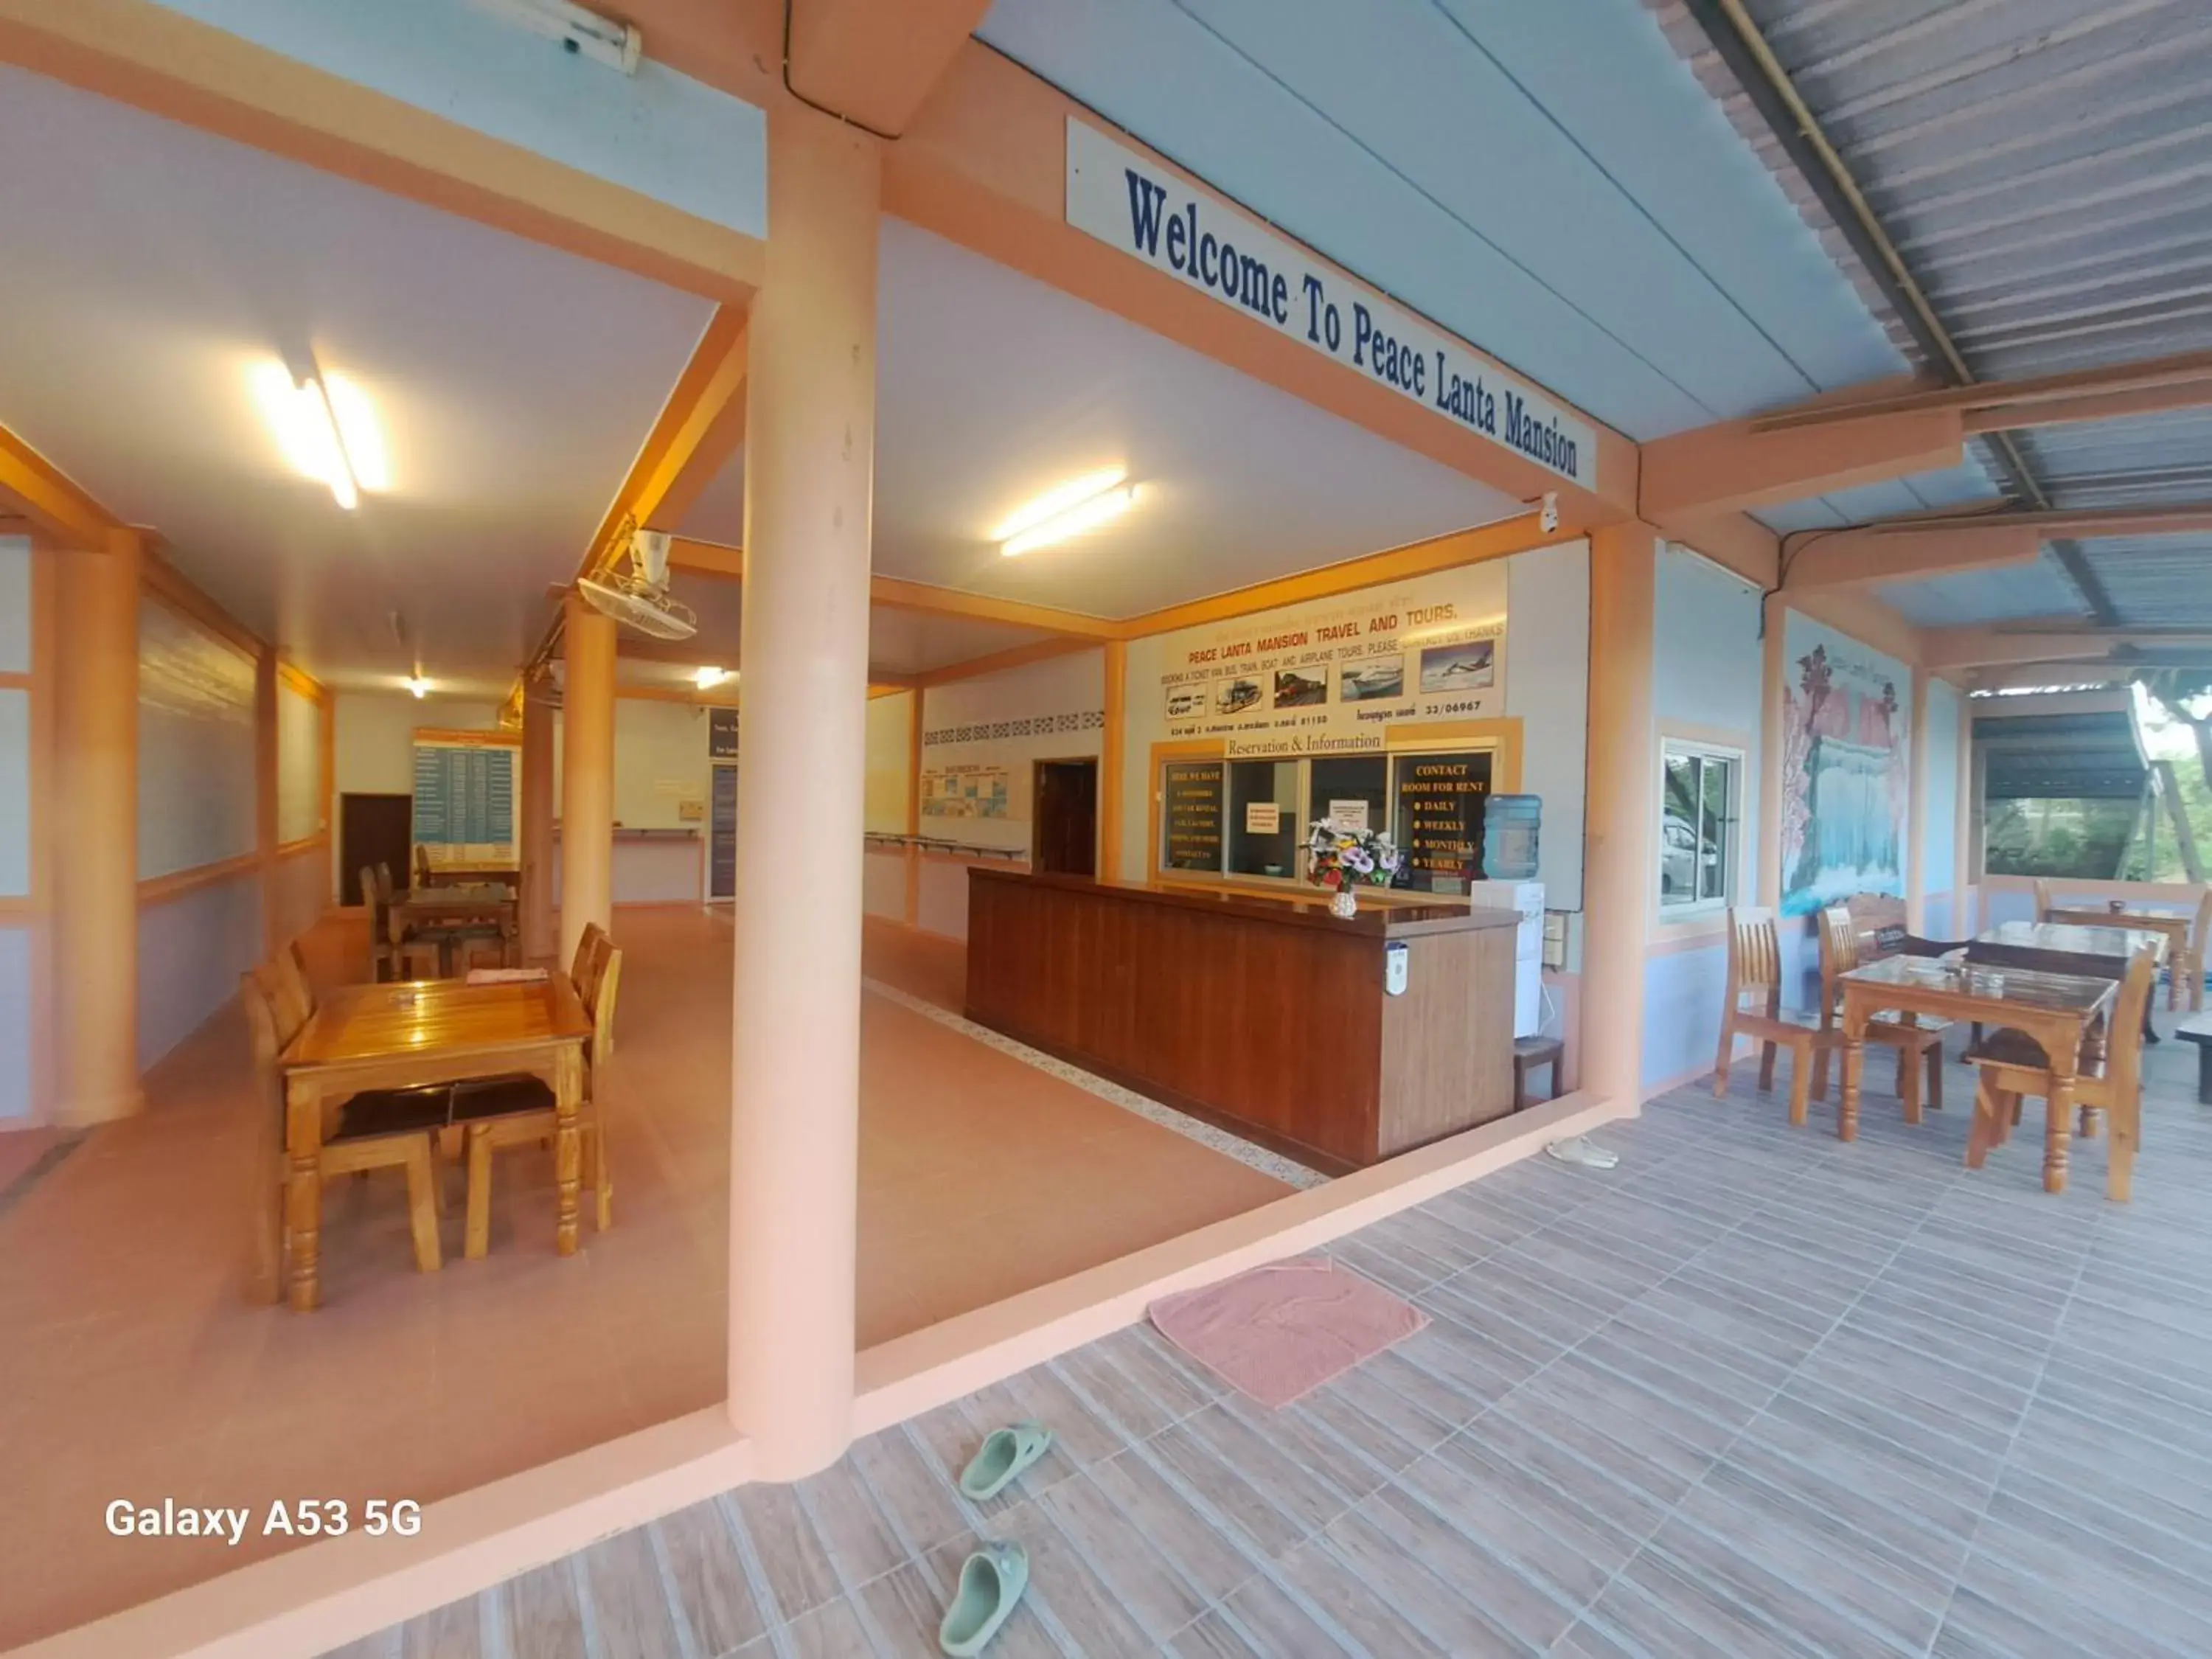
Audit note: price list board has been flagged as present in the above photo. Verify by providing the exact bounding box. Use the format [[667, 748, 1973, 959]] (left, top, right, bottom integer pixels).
[[411, 732, 518, 863], [1394, 751, 1491, 888], [1161, 760, 1225, 872]]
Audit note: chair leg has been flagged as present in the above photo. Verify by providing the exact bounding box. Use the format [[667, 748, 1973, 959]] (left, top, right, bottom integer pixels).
[[1966, 1074, 2000, 1169], [2108, 1089, 2140, 1203], [1712, 1018, 1733, 1099], [1899, 1045, 1924, 1127], [1787, 1038, 1812, 1127], [403, 1142, 442, 1273], [589, 1126, 613, 1231], [1759, 1040, 1778, 1093], [1927, 1044, 1944, 1112], [465, 1128, 494, 1260]]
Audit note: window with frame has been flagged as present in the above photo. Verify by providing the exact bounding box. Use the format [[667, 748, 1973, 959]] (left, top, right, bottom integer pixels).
[[1659, 740, 1739, 911]]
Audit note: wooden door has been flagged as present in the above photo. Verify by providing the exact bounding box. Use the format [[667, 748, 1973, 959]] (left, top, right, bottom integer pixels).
[[338, 793, 413, 905], [1033, 759, 1099, 876]]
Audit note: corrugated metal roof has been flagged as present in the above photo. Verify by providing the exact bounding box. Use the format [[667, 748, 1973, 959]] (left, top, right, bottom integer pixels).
[[1651, 0, 2212, 630]]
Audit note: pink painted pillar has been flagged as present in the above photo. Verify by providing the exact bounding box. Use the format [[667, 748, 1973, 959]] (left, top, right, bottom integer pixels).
[[560, 597, 615, 972], [1907, 664, 1930, 932], [53, 529, 142, 1124], [520, 685, 557, 964], [1579, 524, 1659, 1109], [728, 103, 880, 1478]]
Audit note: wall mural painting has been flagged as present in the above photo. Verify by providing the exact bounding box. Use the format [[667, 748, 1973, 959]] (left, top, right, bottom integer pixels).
[[1780, 614, 1910, 917]]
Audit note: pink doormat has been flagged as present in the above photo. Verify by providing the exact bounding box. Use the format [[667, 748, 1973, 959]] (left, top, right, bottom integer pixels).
[[1147, 1256, 1429, 1409]]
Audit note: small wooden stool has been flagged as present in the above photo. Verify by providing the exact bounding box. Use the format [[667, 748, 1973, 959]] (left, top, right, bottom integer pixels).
[[1513, 1034, 1565, 1111], [2179, 1014, 2212, 1106]]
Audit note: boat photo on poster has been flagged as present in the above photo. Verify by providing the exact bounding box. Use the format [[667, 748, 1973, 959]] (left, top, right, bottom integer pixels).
[[1780, 613, 1910, 917]]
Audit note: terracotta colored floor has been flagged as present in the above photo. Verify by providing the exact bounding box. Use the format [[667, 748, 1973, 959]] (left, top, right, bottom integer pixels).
[[0, 907, 1289, 1650]]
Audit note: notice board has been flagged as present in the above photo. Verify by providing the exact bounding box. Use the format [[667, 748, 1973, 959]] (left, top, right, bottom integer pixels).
[[411, 728, 518, 868], [1394, 751, 1492, 891], [1161, 759, 1225, 872]]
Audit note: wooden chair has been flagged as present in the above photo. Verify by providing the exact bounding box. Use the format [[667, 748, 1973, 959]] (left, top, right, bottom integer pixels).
[[372, 863, 444, 979], [2170, 887, 2211, 1014], [2033, 879, 2053, 922], [1714, 907, 1840, 1127], [1817, 905, 1947, 1119], [1965, 946, 2158, 1200], [361, 864, 402, 983], [459, 945, 622, 1256], [570, 922, 611, 1005], [240, 965, 445, 1300], [266, 938, 316, 1037], [414, 844, 434, 888]]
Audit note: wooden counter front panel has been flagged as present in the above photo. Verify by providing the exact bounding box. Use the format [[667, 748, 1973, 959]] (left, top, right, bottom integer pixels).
[[967, 875, 1512, 1169]]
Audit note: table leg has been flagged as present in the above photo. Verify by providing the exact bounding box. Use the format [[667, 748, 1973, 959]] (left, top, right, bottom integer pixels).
[[2197, 1043, 2212, 1107], [1840, 1019, 1864, 1144], [283, 1079, 323, 1311], [2045, 1045, 2077, 1196], [554, 1045, 583, 1256]]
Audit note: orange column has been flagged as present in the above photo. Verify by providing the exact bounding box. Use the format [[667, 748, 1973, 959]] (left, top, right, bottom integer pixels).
[[255, 647, 279, 954], [1099, 639, 1127, 880], [1579, 523, 1659, 1110], [520, 684, 557, 963], [1906, 665, 1930, 932], [903, 686, 924, 925], [1955, 685, 1975, 933], [728, 102, 880, 1480], [559, 598, 616, 970], [52, 528, 142, 1124], [1758, 594, 1787, 908]]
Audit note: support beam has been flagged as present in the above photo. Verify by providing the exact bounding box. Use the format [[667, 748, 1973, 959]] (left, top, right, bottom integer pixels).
[[519, 687, 556, 964], [595, 308, 751, 565], [0, 0, 764, 302], [255, 647, 280, 955], [1784, 523, 2042, 591], [1638, 407, 1962, 520], [53, 528, 142, 1124], [558, 597, 615, 973], [728, 102, 879, 1482], [785, 0, 991, 138], [1927, 627, 2212, 670], [0, 421, 114, 546], [1907, 665, 1929, 933], [1753, 347, 2212, 434], [1581, 524, 1660, 1108], [1863, 503, 2212, 540], [1099, 639, 1127, 883]]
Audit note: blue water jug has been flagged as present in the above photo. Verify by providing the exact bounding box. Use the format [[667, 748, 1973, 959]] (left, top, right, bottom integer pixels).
[[1483, 794, 1540, 880]]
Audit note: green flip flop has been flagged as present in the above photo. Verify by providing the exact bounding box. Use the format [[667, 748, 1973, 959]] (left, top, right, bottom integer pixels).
[[939, 1539, 1029, 1656], [959, 1422, 1053, 1500]]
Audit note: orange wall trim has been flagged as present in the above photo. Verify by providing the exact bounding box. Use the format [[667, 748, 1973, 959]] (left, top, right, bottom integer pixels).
[[276, 833, 329, 860], [12, 1088, 1623, 1659], [136, 851, 260, 908]]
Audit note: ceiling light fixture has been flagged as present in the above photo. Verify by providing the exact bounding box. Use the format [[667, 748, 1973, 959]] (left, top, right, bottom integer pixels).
[[1002, 482, 1139, 557], [693, 666, 731, 690], [253, 360, 386, 510], [467, 0, 642, 73], [997, 470, 1141, 558], [403, 675, 431, 700]]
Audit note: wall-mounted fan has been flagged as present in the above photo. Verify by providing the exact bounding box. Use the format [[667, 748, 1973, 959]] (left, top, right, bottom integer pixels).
[[577, 528, 696, 640]]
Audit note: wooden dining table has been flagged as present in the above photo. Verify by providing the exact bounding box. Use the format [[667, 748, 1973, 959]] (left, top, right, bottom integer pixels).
[[1836, 953, 2118, 1192], [2045, 904, 2194, 965], [276, 975, 592, 1310], [394, 883, 518, 974]]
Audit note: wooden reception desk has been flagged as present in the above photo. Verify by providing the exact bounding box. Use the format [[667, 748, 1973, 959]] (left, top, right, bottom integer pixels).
[[966, 869, 1520, 1173]]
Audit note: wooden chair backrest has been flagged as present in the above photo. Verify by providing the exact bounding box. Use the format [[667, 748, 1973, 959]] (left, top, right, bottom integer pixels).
[[2193, 887, 2212, 956], [237, 967, 293, 1091], [571, 922, 610, 1004], [1817, 905, 1859, 1015], [267, 945, 314, 1037], [588, 945, 623, 1071], [1724, 906, 1784, 1012], [359, 865, 387, 943], [2033, 878, 2053, 921], [414, 844, 434, 887], [2106, 946, 2159, 1102]]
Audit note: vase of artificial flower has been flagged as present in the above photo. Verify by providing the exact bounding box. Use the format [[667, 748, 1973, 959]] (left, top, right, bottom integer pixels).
[[1307, 818, 1404, 919]]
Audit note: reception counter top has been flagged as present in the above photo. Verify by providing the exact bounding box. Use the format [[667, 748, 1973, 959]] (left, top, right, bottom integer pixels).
[[966, 870, 1518, 1172]]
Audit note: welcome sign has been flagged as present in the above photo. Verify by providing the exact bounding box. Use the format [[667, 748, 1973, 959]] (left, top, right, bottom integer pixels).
[[1065, 119, 1597, 491]]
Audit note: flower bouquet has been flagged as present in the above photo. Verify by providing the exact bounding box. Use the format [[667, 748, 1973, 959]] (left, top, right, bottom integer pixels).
[[1307, 817, 1403, 917]]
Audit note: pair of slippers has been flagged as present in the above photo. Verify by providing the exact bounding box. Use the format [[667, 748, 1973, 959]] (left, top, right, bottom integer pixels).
[[938, 1421, 1053, 1655]]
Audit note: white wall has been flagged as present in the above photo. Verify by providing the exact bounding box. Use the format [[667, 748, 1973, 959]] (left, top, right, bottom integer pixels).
[[1641, 543, 1767, 1093], [919, 652, 1105, 856], [332, 692, 500, 898], [864, 690, 914, 835], [611, 698, 712, 830]]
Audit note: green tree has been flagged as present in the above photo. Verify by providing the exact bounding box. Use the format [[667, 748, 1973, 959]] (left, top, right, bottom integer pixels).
[[2138, 669, 2212, 793]]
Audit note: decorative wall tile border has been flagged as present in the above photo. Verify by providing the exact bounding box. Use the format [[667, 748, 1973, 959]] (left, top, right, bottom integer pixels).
[[860, 976, 1326, 1191]]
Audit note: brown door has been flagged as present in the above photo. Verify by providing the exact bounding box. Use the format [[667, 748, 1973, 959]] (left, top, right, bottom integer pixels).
[[1033, 759, 1099, 876], [338, 793, 414, 905]]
